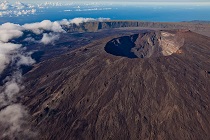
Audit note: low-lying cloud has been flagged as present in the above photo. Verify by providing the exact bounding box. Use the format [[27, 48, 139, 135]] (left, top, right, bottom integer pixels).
[[40, 33, 60, 45], [0, 42, 22, 74], [60, 17, 110, 26], [0, 16, 109, 74], [0, 104, 36, 139], [0, 23, 24, 42], [23, 20, 65, 34]]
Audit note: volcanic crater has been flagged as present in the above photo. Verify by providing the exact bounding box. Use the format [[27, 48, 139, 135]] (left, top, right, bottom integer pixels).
[[105, 30, 185, 58]]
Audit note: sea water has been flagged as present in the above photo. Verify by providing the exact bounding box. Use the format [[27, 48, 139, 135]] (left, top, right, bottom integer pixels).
[[1, 4, 210, 24]]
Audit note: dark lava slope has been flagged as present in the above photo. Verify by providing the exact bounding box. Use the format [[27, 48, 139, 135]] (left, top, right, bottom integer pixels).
[[22, 30, 210, 140]]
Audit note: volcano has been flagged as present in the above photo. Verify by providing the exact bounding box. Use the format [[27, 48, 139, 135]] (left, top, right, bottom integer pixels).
[[22, 30, 210, 140]]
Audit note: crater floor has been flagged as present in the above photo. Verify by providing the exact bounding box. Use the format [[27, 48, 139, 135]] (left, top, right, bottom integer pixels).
[[105, 30, 186, 58]]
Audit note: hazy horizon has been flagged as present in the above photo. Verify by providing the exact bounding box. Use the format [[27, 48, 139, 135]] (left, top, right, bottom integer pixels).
[[5, 0, 210, 4]]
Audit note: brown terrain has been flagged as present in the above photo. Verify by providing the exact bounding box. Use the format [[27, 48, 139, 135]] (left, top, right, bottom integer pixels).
[[20, 26, 210, 140]]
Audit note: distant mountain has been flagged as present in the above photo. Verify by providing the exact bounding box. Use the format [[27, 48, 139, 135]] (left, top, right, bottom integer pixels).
[[182, 20, 210, 24], [63, 20, 210, 37]]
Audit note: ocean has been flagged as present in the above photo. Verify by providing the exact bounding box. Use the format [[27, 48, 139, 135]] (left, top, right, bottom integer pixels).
[[1, 3, 210, 24]]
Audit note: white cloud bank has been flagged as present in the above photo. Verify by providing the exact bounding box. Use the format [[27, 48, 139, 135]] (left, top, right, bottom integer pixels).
[[23, 20, 65, 34], [60, 17, 110, 26], [40, 33, 59, 45], [0, 21, 35, 139], [0, 103, 36, 139], [0, 42, 22, 73], [0, 17, 110, 73], [0, 23, 24, 42], [0, 16, 110, 77]]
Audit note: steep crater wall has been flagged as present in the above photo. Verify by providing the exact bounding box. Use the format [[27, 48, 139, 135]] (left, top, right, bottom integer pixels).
[[105, 30, 185, 58]]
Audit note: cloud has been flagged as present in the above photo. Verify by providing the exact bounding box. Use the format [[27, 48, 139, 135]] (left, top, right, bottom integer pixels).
[[0, 1, 10, 10], [23, 37, 37, 43], [16, 54, 36, 66], [0, 17, 110, 76], [14, 9, 36, 16], [0, 1, 37, 17], [0, 72, 23, 104], [0, 23, 24, 42], [0, 9, 37, 17], [0, 54, 35, 139], [0, 21, 36, 140], [59, 19, 71, 25], [4, 82, 20, 100], [0, 104, 36, 139], [0, 70, 36, 139], [64, 9, 72, 12], [23, 20, 65, 34], [69, 18, 96, 25], [44, 2, 63, 7], [0, 17, 110, 73], [36, 1, 73, 8], [75, 7, 112, 12], [0, 18, 65, 138], [40, 33, 59, 45], [0, 42, 22, 74], [13, 1, 27, 10], [97, 17, 111, 22], [60, 17, 110, 26]]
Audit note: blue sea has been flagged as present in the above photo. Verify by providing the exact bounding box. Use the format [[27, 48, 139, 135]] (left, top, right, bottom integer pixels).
[[1, 3, 210, 24]]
